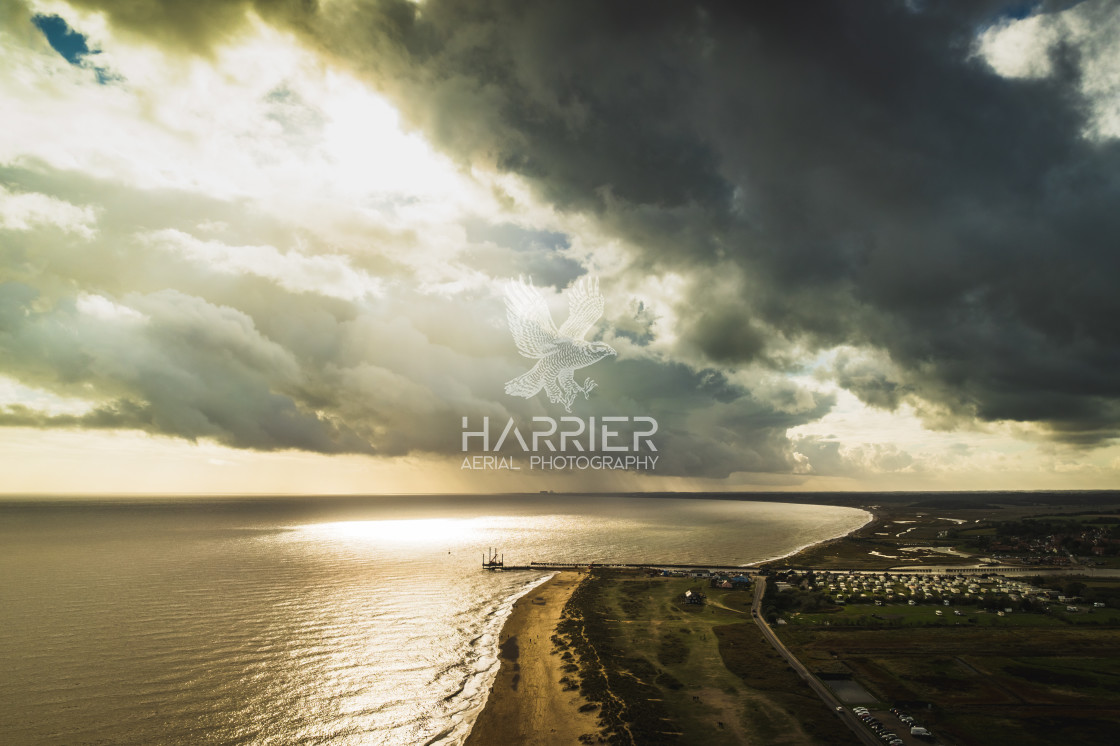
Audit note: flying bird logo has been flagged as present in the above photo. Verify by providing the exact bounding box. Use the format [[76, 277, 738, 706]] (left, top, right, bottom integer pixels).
[[504, 277, 616, 412]]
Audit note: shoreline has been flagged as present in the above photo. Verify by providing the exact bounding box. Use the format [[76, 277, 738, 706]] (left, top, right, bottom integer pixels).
[[464, 570, 599, 745], [462, 492, 1093, 742], [462, 512, 875, 744], [752, 506, 877, 566]]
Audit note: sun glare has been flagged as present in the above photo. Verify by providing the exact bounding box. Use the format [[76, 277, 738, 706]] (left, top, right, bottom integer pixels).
[[318, 72, 466, 200], [308, 518, 476, 545]]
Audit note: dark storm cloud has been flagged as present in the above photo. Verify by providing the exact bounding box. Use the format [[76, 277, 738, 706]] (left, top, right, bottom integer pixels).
[[516, 357, 836, 478], [263, 0, 1118, 445], [22, 1, 1120, 460]]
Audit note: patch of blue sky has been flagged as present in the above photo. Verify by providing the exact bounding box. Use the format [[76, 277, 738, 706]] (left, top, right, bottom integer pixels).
[[32, 14, 88, 64], [32, 14, 120, 85]]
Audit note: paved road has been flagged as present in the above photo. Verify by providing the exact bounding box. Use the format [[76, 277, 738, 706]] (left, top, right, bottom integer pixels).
[[750, 579, 883, 746]]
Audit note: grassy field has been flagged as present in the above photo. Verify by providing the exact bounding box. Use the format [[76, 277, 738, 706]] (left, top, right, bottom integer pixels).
[[785, 602, 1069, 628], [1023, 513, 1120, 523], [778, 625, 1120, 745], [552, 494, 1120, 744], [1052, 606, 1120, 625], [955, 526, 997, 537], [555, 571, 859, 745]]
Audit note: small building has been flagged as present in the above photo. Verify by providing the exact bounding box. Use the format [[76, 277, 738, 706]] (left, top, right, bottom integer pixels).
[[684, 589, 705, 605]]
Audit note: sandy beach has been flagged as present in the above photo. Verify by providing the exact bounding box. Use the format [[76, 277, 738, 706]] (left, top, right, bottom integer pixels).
[[466, 571, 600, 745]]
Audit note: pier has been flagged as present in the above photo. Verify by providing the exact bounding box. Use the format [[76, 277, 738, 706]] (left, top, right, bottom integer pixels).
[[483, 557, 1100, 576], [484, 560, 759, 572]]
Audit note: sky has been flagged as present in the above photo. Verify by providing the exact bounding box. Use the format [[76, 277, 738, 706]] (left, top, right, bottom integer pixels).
[[2, 0, 1120, 494]]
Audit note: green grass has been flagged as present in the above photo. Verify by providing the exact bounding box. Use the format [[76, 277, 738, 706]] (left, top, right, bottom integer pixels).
[[777, 624, 1120, 746], [1052, 606, 1120, 625], [1024, 514, 1120, 523], [937, 713, 1120, 746], [602, 576, 821, 744], [560, 572, 859, 745], [990, 656, 1120, 694], [785, 601, 1065, 628], [970, 610, 1067, 627], [714, 622, 860, 744], [1026, 655, 1120, 678], [957, 526, 998, 536]]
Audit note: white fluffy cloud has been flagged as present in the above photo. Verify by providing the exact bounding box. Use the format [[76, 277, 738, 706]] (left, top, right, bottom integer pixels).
[[978, 1, 1120, 139], [0, 184, 98, 237]]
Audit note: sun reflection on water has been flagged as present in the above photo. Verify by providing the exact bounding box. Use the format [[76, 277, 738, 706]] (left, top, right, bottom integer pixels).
[[0, 497, 870, 744], [306, 518, 480, 545]]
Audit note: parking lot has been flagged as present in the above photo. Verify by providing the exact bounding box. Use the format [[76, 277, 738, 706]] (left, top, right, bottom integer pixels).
[[852, 706, 937, 746]]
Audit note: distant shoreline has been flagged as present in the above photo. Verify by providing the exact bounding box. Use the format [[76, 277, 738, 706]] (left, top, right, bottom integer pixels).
[[753, 505, 877, 567], [2, 488, 1117, 501]]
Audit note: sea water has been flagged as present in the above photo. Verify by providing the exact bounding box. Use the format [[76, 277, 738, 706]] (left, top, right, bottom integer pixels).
[[0, 494, 868, 745]]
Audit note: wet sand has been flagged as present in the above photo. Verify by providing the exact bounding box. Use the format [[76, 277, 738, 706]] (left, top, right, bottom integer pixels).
[[466, 571, 599, 745]]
